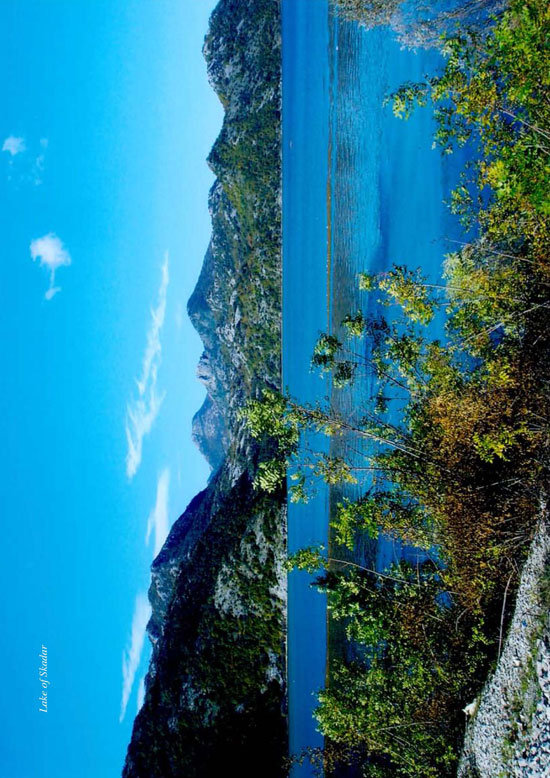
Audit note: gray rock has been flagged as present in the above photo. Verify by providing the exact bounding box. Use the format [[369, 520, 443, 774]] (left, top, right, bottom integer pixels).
[[459, 513, 550, 778]]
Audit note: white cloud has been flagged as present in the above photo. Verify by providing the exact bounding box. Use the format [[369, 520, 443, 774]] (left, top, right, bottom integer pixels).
[[30, 233, 70, 271], [146, 469, 171, 558], [30, 233, 72, 300], [44, 286, 61, 301], [136, 677, 146, 714], [125, 391, 164, 479], [2, 136, 25, 156], [2, 136, 47, 184], [33, 153, 45, 186], [120, 593, 151, 723], [125, 255, 170, 478]]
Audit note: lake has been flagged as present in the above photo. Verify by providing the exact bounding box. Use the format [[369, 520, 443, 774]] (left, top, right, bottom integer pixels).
[[282, 0, 468, 773]]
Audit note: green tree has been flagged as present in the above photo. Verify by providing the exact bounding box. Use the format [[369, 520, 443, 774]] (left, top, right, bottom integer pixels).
[[312, 562, 486, 777]]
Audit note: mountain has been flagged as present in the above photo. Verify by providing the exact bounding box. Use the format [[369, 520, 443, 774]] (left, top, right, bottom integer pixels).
[[122, 1, 285, 775]]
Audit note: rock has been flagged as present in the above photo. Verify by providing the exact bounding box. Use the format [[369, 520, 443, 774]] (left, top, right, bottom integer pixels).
[[458, 514, 550, 778]]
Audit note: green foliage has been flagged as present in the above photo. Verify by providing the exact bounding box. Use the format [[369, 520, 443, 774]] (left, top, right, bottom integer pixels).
[[332, 493, 434, 550], [314, 563, 488, 777], [311, 332, 357, 386], [289, 472, 310, 504], [242, 389, 299, 453], [378, 265, 437, 324], [311, 333, 343, 371], [254, 458, 288, 493], [472, 423, 530, 463], [314, 454, 358, 486], [286, 545, 326, 574], [358, 271, 376, 291], [342, 310, 367, 337], [332, 498, 380, 548], [388, 82, 430, 119], [333, 360, 357, 388]]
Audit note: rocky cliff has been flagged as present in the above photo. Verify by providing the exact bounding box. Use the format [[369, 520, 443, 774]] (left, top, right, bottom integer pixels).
[[122, 1, 285, 775]]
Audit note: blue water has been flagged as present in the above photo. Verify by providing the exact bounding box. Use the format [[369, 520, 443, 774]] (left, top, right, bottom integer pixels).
[[282, 2, 467, 773], [282, 0, 330, 766]]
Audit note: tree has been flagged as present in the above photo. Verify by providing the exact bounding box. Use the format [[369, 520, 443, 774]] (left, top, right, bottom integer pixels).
[[286, 552, 488, 778]]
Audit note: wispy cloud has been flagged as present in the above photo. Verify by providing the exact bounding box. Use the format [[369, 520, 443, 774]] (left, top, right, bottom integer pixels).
[[136, 677, 146, 714], [44, 286, 61, 301], [122, 468, 170, 724], [32, 152, 46, 186], [125, 392, 164, 479], [2, 136, 47, 184], [146, 469, 171, 558], [125, 255, 170, 479], [120, 594, 151, 723], [2, 136, 26, 156], [29, 233, 71, 300]]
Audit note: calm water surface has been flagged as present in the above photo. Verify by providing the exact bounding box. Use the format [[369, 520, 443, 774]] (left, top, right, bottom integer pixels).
[[282, 2, 466, 772]]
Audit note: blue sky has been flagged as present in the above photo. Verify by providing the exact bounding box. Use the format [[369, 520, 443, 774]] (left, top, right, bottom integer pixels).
[[0, 2, 221, 775]]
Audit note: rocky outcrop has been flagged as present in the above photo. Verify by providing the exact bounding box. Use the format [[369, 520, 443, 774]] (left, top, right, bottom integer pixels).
[[459, 511, 550, 778], [191, 395, 226, 474], [122, 1, 284, 776]]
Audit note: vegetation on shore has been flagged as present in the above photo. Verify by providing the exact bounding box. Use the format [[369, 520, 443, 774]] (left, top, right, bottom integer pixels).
[[245, 0, 550, 775]]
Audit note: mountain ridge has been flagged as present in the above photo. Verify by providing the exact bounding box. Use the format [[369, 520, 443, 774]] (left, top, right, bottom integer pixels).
[[122, 1, 285, 775]]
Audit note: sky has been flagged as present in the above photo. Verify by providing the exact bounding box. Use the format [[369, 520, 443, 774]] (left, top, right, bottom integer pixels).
[[0, 2, 222, 776]]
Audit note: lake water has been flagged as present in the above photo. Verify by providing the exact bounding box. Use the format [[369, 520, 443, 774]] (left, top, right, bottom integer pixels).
[[282, 1, 467, 773]]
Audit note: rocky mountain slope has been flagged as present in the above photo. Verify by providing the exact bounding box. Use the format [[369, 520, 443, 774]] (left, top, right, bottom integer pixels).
[[122, 1, 285, 775]]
